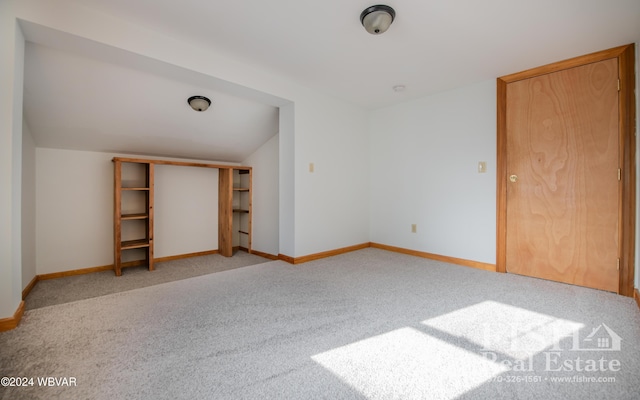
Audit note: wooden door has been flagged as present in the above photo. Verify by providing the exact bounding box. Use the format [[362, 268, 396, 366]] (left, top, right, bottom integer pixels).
[[505, 58, 619, 292]]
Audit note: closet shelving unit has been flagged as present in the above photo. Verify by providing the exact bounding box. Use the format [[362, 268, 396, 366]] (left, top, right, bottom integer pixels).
[[113, 157, 252, 276], [113, 159, 154, 276], [234, 169, 252, 253], [218, 167, 252, 257]]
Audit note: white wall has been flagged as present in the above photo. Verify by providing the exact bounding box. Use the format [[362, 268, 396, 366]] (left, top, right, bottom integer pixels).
[[11, 21, 24, 313], [243, 133, 279, 256], [294, 97, 370, 256], [154, 165, 218, 258], [279, 103, 295, 257], [21, 120, 36, 289], [0, 4, 25, 318], [369, 80, 497, 264], [36, 149, 114, 274]]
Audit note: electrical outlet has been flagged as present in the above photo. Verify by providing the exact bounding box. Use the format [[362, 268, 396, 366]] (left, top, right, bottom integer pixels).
[[309, 163, 314, 173], [478, 161, 487, 173], [411, 224, 417, 233]]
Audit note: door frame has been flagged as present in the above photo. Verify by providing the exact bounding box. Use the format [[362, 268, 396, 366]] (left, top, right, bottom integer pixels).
[[496, 44, 636, 296]]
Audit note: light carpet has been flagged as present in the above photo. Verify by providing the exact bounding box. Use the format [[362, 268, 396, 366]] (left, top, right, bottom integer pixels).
[[25, 251, 271, 310], [1, 248, 639, 399]]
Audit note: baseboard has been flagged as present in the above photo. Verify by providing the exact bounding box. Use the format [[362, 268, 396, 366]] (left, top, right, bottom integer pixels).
[[370, 242, 497, 272], [634, 288, 640, 311], [279, 243, 371, 265], [279, 242, 494, 270], [36, 250, 222, 282], [0, 301, 25, 332], [38, 264, 118, 281], [155, 250, 218, 263], [250, 249, 279, 260], [278, 254, 295, 263], [22, 276, 38, 300]]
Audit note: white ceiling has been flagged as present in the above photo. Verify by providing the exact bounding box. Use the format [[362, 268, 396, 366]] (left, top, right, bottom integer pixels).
[[22, 0, 640, 161], [24, 42, 280, 162]]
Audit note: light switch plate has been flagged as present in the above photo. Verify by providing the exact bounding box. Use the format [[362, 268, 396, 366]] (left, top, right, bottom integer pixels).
[[478, 161, 487, 173]]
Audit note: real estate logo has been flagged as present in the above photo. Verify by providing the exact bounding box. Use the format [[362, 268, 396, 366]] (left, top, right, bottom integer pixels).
[[553, 323, 622, 352], [480, 323, 623, 374]]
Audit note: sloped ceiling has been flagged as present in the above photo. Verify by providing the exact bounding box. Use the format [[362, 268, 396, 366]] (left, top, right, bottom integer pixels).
[[22, 0, 640, 161], [24, 42, 280, 162]]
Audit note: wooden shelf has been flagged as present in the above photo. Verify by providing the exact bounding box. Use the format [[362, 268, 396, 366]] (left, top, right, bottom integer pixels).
[[114, 159, 252, 270], [121, 213, 149, 220], [121, 239, 150, 250], [219, 167, 252, 257], [114, 159, 154, 276]]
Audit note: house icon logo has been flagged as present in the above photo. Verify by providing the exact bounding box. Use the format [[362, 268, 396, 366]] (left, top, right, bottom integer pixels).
[[572, 323, 622, 351]]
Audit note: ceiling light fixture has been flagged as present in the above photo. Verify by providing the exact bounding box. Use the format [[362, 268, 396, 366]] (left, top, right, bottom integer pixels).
[[360, 5, 396, 35], [188, 96, 211, 112], [393, 84, 406, 92]]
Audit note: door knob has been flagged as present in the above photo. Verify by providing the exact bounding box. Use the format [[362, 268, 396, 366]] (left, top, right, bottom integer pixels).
[[509, 174, 518, 183]]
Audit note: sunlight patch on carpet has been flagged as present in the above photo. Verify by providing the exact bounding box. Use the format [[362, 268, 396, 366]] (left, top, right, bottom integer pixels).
[[421, 300, 584, 360], [312, 327, 508, 399]]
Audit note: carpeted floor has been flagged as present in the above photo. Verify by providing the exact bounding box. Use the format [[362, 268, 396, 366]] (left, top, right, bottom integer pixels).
[[1, 248, 639, 399], [25, 251, 271, 310]]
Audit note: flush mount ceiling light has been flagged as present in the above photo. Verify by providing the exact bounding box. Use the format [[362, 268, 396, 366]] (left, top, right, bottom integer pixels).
[[187, 96, 211, 112], [360, 5, 396, 35]]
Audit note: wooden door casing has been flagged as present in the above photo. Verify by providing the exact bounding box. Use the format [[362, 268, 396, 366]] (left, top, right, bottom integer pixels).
[[496, 44, 636, 296]]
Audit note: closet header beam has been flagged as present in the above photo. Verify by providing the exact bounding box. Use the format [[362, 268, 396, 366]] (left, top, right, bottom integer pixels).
[[112, 157, 251, 171]]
